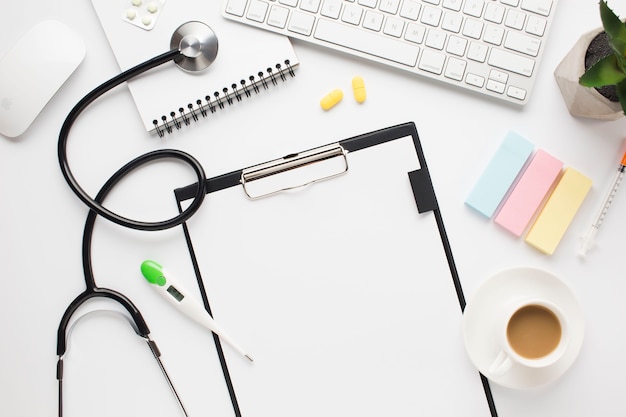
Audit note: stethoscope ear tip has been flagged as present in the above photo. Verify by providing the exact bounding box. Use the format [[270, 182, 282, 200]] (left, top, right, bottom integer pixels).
[[170, 21, 218, 72]]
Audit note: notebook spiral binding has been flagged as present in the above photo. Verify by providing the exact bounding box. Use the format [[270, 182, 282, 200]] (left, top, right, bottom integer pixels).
[[151, 59, 296, 137]]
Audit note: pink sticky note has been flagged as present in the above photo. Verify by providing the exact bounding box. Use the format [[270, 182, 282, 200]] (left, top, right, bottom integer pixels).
[[494, 150, 563, 236]]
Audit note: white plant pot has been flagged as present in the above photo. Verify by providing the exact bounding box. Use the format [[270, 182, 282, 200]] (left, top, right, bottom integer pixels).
[[554, 27, 623, 121]]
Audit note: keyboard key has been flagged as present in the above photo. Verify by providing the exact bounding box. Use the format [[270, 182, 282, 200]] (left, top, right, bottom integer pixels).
[[507, 85, 527, 100], [442, 0, 462, 11], [441, 12, 463, 32], [445, 57, 467, 80], [467, 41, 488, 62], [489, 69, 508, 83], [447, 35, 467, 56], [358, 0, 377, 7], [225, 0, 248, 16], [314, 18, 420, 66], [418, 49, 446, 74], [425, 29, 447, 49], [400, 0, 421, 20], [379, 0, 401, 14], [289, 11, 316, 35], [363, 10, 384, 31], [486, 78, 505, 94], [504, 31, 541, 56], [463, 0, 485, 18], [342, 3, 363, 25], [484, 2, 505, 23], [521, 0, 552, 17], [300, 0, 321, 13], [505, 9, 526, 30], [405, 23, 426, 43], [321, 0, 342, 19], [268, 5, 290, 28], [466, 73, 485, 87], [526, 14, 547, 36], [488, 48, 535, 76], [462, 18, 483, 39], [483, 24, 504, 45], [421, 6, 442, 26], [384, 17, 405, 37], [247, 0, 268, 22]]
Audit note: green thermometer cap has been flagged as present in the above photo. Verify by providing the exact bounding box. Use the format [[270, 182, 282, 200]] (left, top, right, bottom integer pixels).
[[141, 260, 167, 286]]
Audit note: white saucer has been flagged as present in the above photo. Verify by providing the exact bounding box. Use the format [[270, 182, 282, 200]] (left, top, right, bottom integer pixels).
[[462, 267, 584, 389]]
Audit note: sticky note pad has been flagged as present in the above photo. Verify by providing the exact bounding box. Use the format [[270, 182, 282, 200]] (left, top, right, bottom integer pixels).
[[494, 150, 563, 236], [524, 168, 592, 255], [465, 132, 534, 217]]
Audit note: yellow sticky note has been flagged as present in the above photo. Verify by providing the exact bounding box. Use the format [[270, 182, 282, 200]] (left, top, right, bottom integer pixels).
[[525, 168, 592, 255]]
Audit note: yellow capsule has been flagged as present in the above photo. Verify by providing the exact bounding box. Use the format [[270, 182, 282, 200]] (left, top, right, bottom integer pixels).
[[320, 89, 343, 110], [352, 76, 366, 103]]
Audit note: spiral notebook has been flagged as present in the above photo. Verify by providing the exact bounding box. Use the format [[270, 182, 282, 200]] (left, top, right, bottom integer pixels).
[[91, 0, 299, 136]]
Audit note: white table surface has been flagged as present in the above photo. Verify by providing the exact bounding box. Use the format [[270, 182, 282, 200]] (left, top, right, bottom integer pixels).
[[2, 1, 626, 416]]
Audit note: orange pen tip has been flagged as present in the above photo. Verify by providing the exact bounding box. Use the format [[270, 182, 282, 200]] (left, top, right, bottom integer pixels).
[[621, 151, 626, 166]]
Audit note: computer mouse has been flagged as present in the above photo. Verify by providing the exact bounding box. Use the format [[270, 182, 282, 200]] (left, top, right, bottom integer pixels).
[[0, 20, 86, 138]]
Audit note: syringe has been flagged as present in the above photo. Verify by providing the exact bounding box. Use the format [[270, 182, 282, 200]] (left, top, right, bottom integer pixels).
[[579, 151, 626, 257]]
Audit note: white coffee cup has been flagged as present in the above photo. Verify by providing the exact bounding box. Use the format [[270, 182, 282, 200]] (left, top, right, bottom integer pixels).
[[488, 299, 569, 377]]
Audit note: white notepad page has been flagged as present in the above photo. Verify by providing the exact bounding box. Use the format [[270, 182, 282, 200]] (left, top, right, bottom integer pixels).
[[91, 0, 299, 134]]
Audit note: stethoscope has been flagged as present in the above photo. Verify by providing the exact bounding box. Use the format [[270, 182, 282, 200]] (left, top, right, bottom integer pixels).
[[56, 21, 220, 417]]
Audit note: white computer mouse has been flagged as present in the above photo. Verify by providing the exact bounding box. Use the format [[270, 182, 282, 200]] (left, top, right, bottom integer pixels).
[[0, 20, 86, 138]]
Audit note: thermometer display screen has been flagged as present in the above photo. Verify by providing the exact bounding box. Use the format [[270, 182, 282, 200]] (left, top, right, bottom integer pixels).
[[166, 285, 185, 302]]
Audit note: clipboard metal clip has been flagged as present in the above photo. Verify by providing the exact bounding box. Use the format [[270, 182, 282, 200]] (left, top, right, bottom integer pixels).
[[241, 143, 348, 200]]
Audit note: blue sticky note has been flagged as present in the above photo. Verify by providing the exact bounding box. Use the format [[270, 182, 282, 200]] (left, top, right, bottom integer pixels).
[[465, 132, 534, 218]]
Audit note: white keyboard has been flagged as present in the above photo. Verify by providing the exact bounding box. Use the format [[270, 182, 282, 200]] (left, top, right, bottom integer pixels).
[[222, 0, 557, 105]]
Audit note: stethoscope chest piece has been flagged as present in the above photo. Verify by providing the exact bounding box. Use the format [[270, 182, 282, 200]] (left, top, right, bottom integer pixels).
[[170, 21, 218, 72]]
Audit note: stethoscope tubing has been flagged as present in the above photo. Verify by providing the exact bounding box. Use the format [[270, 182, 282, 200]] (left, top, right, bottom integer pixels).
[[55, 46, 212, 417], [57, 48, 207, 231], [57, 149, 163, 356]]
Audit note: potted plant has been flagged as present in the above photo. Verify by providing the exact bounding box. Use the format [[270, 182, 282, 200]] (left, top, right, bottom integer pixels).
[[555, 0, 626, 120]]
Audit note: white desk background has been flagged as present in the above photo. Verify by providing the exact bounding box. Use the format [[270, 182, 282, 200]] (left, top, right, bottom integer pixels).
[[2, 1, 626, 416]]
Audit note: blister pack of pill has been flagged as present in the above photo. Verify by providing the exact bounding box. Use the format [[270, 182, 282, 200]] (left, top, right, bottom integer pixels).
[[121, 0, 166, 31]]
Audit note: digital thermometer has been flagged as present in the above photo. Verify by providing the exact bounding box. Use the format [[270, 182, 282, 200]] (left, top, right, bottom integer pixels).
[[140, 260, 253, 361]]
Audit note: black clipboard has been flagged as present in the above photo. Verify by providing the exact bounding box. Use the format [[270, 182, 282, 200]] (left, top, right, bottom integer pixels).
[[173, 122, 499, 417]]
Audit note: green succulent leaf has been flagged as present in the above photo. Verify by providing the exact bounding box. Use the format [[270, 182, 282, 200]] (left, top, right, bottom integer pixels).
[[601, 0, 626, 62], [580, 54, 626, 87], [616, 79, 626, 115]]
